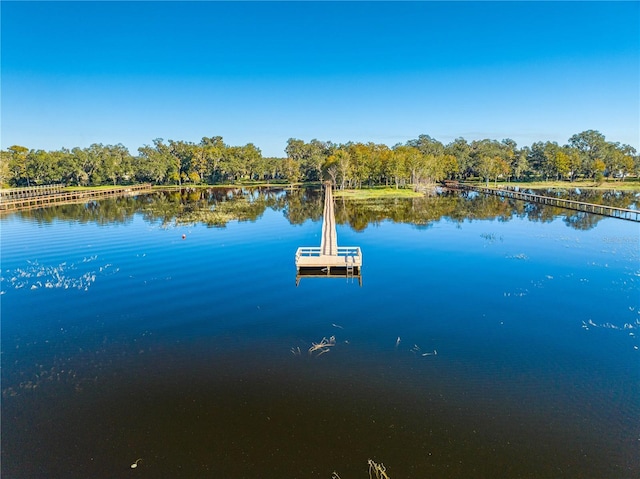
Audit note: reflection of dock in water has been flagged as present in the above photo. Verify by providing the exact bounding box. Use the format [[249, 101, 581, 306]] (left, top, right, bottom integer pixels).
[[295, 182, 362, 285]]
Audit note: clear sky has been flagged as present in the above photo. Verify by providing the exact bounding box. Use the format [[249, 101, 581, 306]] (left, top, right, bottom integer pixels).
[[2, 1, 638, 157]]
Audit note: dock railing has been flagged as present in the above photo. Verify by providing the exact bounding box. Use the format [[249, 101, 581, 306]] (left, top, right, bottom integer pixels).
[[459, 184, 640, 222], [0, 184, 65, 200], [295, 246, 362, 261], [0, 184, 153, 213]]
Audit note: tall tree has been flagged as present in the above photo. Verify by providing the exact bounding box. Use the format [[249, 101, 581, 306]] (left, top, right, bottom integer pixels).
[[445, 138, 473, 179], [136, 139, 173, 184], [568, 130, 607, 178], [281, 157, 302, 185], [408, 134, 445, 157], [7, 145, 30, 186], [25, 150, 55, 185], [0, 150, 11, 187]]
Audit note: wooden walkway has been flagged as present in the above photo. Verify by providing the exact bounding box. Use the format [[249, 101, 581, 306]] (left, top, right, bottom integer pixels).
[[0, 184, 65, 200], [0, 184, 153, 213], [320, 182, 338, 255], [295, 183, 363, 280], [459, 184, 640, 222]]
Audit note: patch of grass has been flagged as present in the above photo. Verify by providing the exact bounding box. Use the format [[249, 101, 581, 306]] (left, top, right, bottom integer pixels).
[[334, 187, 424, 199]]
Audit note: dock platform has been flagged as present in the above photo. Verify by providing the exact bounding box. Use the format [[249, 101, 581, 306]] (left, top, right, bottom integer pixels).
[[295, 183, 362, 283]]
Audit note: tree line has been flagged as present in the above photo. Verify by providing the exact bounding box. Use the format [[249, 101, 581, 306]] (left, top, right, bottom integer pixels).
[[1, 130, 638, 188]]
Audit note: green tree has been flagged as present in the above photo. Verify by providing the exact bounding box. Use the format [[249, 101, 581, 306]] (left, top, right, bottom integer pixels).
[[0, 150, 11, 187], [239, 143, 263, 181], [136, 139, 173, 184], [511, 147, 531, 181], [471, 139, 513, 180], [323, 154, 339, 187], [281, 157, 302, 185], [388, 147, 408, 188], [565, 148, 581, 182], [56, 148, 87, 185], [606, 143, 636, 180], [478, 156, 510, 186], [439, 154, 459, 181], [445, 138, 472, 179], [7, 145, 30, 186], [26, 149, 56, 185], [285, 138, 331, 181], [593, 159, 606, 184], [198, 136, 226, 183], [568, 130, 607, 178], [408, 134, 445, 157], [334, 149, 352, 189]]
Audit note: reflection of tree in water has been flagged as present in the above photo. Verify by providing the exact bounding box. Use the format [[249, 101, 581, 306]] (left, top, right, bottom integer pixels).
[[280, 187, 323, 225], [9, 187, 637, 231], [529, 188, 637, 209], [335, 192, 518, 231], [157, 188, 281, 228], [13, 197, 140, 226]]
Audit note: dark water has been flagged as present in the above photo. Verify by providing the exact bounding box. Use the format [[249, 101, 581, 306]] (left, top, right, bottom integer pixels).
[[2, 188, 639, 478]]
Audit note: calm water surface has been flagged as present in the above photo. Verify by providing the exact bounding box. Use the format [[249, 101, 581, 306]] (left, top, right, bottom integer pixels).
[[2, 189, 639, 478]]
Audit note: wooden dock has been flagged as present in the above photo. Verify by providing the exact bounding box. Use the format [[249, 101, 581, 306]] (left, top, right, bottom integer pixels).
[[0, 184, 65, 200], [0, 184, 153, 213], [295, 183, 363, 282], [458, 184, 640, 222]]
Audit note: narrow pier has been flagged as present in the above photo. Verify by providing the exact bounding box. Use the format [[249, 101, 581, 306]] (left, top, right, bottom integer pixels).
[[458, 184, 640, 222], [295, 182, 363, 284], [0, 184, 153, 213]]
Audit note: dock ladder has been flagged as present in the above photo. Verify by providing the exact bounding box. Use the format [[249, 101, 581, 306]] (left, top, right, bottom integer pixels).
[[346, 255, 355, 280]]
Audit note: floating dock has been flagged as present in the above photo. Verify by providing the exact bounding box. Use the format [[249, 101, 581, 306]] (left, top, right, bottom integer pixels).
[[295, 183, 362, 284]]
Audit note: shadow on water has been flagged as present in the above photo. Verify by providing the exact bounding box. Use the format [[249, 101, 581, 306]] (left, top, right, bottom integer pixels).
[[3, 335, 638, 478]]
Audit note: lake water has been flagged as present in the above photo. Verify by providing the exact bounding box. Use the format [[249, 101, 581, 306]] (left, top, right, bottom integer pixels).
[[1, 188, 639, 478]]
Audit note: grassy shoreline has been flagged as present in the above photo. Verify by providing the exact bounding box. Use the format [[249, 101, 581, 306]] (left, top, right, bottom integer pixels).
[[333, 187, 424, 199]]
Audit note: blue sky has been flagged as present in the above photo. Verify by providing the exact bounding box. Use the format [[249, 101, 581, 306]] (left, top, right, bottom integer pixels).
[[2, 1, 638, 157]]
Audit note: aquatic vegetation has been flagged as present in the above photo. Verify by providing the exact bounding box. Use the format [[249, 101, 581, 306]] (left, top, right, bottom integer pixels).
[[506, 253, 528, 260], [331, 459, 391, 479], [503, 289, 529, 297], [1, 258, 117, 292], [308, 336, 336, 356], [410, 344, 437, 357], [368, 459, 391, 479], [289, 335, 338, 357], [480, 232, 503, 243], [582, 318, 640, 332]]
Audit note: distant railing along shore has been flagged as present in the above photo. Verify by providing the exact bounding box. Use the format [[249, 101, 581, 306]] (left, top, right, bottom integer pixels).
[[457, 184, 639, 222], [0, 184, 65, 200], [0, 184, 153, 213]]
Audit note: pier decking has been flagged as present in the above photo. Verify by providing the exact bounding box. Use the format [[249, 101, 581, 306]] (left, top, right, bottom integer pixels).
[[457, 184, 640, 222], [0, 184, 153, 213], [295, 183, 362, 283]]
